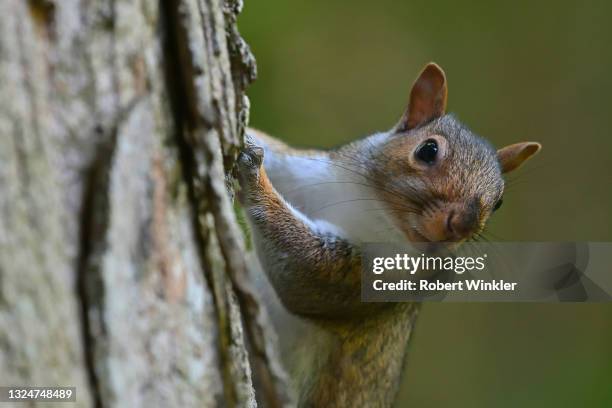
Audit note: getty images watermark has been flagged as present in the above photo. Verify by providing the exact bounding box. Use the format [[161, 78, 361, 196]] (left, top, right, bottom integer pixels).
[[361, 242, 612, 302]]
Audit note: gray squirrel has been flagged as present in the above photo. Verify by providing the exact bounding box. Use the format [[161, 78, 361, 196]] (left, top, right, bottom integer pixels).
[[237, 63, 541, 407]]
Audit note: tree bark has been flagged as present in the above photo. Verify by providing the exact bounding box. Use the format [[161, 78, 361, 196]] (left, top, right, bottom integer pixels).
[[0, 0, 287, 407]]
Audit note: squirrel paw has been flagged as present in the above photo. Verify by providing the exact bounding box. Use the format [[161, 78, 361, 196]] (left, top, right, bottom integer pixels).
[[237, 140, 265, 203], [238, 141, 264, 173]]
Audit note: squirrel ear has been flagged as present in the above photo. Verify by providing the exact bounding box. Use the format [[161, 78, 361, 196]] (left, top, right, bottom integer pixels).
[[497, 142, 542, 173], [395, 62, 448, 132]]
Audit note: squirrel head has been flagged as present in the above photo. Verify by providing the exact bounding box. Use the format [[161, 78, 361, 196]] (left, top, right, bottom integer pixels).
[[369, 63, 541, 243]]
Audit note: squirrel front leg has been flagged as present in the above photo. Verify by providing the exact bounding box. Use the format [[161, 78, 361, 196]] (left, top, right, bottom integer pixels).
[[237, 142, 368, 319]]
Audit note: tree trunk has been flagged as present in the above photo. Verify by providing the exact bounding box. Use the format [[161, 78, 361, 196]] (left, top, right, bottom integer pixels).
[[0, 0, 288, 406]]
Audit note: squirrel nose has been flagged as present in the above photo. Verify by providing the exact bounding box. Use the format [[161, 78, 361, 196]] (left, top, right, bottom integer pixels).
[[446, 204, 479, 240]]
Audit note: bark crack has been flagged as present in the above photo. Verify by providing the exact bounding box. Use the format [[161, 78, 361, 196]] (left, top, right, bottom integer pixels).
[[76, 133, 115, 408], [75, 98, 142, 408], [160, 1, 236, 406]]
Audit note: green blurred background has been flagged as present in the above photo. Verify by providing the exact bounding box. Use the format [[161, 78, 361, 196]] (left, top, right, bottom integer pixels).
[[239, 1, 612, 406]]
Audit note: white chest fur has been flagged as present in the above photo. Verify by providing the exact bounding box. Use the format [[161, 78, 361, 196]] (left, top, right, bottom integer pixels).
[[259, 140, 404, 244]]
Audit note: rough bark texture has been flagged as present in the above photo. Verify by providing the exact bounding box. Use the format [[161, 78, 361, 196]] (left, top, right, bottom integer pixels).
[[0, 0, 287, 407]]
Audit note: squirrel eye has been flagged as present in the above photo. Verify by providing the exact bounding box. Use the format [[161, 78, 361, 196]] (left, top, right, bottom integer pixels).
[[415, 139, 438, 164], [493, 198, 503, 212]]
